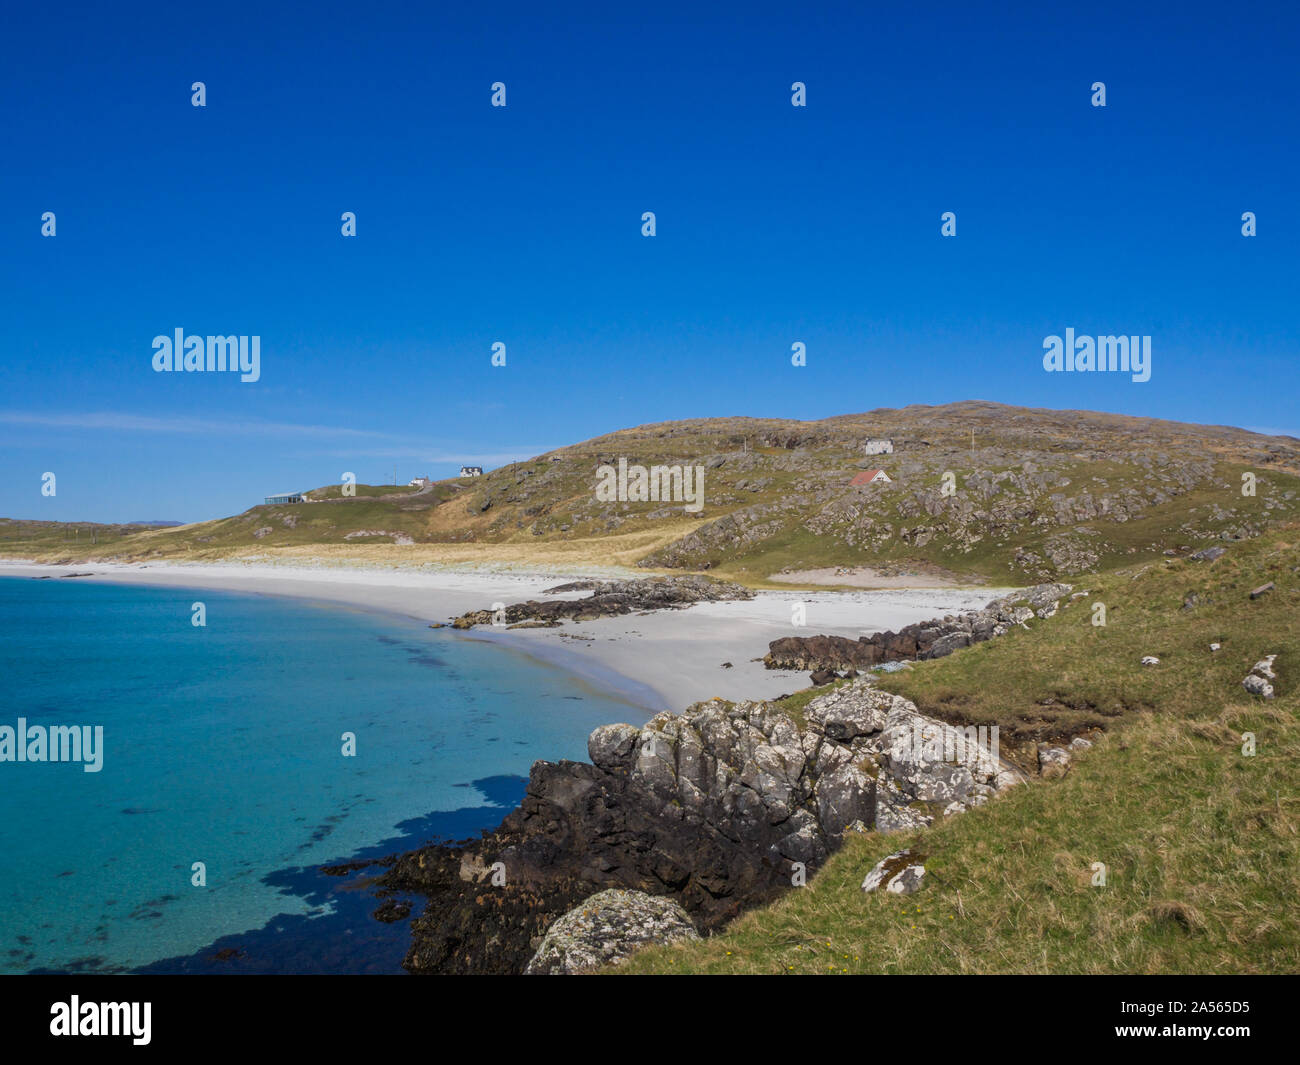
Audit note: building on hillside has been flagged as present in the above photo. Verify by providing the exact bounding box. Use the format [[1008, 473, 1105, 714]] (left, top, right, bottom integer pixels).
[[264, 491, 304, 504], [459, 466, 483, 478], [850, 469, 892, 486], [864, 439, 894, 455], [408, 476, 433, 487]]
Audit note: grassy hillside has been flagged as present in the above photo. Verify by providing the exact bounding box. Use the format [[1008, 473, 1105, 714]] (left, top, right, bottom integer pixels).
[[618, 524, 1300, 973], [4, 402, 1299, 582]]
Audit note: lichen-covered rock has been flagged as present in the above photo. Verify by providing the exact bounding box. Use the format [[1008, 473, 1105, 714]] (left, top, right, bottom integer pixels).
[[587, 723, 640, 769], [1037, 744, 1071, 779], [862, 849, 926, 894], [1243, 655, 1278, 699], [804, 683, 891, 740], [380, 679, 1016, 973], [525, 889, 698, 974]]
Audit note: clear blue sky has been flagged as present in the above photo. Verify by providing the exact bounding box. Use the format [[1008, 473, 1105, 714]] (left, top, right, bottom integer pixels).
[[2, 1, 1296, 523]]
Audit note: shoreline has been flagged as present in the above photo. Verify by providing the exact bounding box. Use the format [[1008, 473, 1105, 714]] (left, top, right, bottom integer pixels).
[[0, 559, 1018, 713]]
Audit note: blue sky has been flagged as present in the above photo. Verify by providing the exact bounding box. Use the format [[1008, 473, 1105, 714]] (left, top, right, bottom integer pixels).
[[2, 1, 1296, 523]]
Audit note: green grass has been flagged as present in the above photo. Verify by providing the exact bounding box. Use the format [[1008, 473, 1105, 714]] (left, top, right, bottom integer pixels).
[[618, 526, 1300, 974]]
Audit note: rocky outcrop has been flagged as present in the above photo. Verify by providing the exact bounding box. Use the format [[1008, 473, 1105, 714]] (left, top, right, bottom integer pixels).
[[374, 680, 1016, 973], [524, 889, 698, 974], [451, 574, 753, 629], [764, 583, 1071, 673], [1243, 654, 1278, 699]]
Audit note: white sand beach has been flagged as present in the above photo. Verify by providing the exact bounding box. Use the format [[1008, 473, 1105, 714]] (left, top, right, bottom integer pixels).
[[0, 561, 1017, 714]]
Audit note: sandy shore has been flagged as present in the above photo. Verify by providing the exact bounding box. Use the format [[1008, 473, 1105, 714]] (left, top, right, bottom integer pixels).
[[0, 560, 1016, 715], [768, 566, 975, 589]]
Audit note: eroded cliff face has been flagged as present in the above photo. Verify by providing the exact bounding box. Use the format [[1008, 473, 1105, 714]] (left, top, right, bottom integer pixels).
[[374, 680, 1017, 974]]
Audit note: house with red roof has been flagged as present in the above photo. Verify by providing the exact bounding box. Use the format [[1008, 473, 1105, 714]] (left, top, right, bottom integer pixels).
[[850, 469, 892, 486]]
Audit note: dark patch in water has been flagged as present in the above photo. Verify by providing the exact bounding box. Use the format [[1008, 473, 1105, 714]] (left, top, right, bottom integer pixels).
[[121, 776, 527, 975]]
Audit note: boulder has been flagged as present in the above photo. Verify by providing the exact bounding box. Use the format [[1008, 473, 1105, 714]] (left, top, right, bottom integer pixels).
[[861, 849, 926, 894], [1038, 745, 1071, 779], [925, 631, 971, 659], [1243, 655, 1278, 699], [588, 723, 640, 770], [525, 889, 698, 974]]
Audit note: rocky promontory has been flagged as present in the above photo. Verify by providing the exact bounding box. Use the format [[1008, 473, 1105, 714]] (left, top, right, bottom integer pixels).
[[765, 583, 1072, 673], [450, 574, 753, 629], [372, 679, 1017, 974]]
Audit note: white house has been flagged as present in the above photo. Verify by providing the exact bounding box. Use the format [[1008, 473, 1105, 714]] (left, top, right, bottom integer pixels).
[[408, 476, 432, 488], [864, 439, 894, 455], [850, 469, 892, 486], [459, 466, 483, 478]]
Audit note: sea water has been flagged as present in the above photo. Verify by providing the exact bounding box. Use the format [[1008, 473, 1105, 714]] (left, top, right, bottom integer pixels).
[[0, 577, 648, 973]]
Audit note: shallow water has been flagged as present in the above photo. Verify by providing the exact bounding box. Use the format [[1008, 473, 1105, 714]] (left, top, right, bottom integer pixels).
[[0, 577, 648, 973]]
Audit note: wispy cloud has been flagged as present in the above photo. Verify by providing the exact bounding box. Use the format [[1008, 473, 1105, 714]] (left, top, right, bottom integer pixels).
[[0, 410, 384, 438], [0, 409, 560, 466], [312, 446, 558, 465], [1245, 425, 1300, 440]]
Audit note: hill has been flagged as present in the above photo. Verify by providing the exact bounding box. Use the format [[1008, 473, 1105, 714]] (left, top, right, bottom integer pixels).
[[3, 402, 1299, 582]]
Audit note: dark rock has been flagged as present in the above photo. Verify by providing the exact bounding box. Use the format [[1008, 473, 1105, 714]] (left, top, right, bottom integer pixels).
[[452, 575, 754, 629], [765, 584, 1066, 674], [375, 683, 1015, 974], [372, 899, 411, 923]]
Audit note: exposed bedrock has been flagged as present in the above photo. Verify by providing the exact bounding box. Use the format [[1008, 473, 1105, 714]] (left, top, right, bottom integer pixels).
[[374, 680, 1016, 973], [450, 574, 753, 628], [764, 583, 1072, 673]]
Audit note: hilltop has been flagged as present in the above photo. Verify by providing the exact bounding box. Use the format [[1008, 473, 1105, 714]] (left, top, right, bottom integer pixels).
[[3, 402, 1299, 583]]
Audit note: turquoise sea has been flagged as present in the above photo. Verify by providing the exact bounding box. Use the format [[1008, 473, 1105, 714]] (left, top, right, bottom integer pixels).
[[0, 576, 649, 974]]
